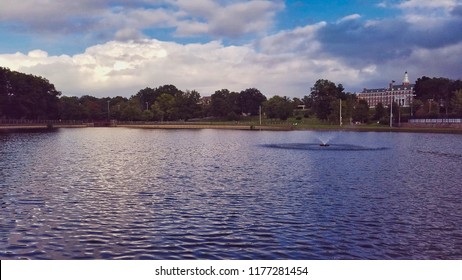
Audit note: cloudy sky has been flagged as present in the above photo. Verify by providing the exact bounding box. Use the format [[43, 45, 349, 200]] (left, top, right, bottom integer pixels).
[[1, 0, 461, 98]]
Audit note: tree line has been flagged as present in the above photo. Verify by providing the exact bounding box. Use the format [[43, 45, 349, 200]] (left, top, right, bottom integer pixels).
[[0, 67, 61, 119], [0, 67, 362, 123], [368, 77, 462, 124], [304, 77, 462, 124], [414, 77, 462, 118], [0, 67, 364, 123], [2, 67, 461, 123]]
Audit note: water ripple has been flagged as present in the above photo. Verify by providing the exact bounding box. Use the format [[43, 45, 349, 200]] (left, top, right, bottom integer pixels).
[[0, 129, 461, 259]]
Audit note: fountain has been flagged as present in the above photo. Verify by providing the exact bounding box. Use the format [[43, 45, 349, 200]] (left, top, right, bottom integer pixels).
[[262, 132, 388, 151], [316, 132, 335, 146]]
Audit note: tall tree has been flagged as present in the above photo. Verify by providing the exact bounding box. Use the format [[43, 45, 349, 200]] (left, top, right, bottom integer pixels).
[[374, 102, 387, 121], [210, 89, 240, 118], [353, 99, 369, 123], [414, 77, 452, 116], [310, 79, 344, 120], [238, 88, 267, 116], [343, 93, 357, 124], [451, 89, 462, 117], [264, 96, 293, 120], [135, 87, 158, 110], [151, 93, 177, 121], [121, 96, 143, 121], [59, 96, 83, 120], [0, 67, 61, 119], [176, 90, 201, 120], [0, 67, 9, 117]]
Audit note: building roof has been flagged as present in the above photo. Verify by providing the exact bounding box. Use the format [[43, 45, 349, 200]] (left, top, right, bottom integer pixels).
[[359, 84, 415, 94]]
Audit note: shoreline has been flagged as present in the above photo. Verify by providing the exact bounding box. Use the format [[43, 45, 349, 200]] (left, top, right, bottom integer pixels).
[[118, 124, 293, 131], [0, 124, 87, 132], [1, 123, 462, 134]]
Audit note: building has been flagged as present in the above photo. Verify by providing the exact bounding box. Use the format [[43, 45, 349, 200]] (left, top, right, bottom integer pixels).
[[357, 72, 415, 108], [198, 96, 212, 106]]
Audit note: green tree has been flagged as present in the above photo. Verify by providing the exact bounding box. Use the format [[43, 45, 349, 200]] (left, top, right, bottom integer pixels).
[[309, 79, 344, 121], [109, 96, 129, 120], [59, 96, 84, 120], [411, 99, 423, 117], [152, 93, 176, 121], [210, 89, 240, 118], [239, 88, 267, 116], [264, 95, 293, 120], [134, 85, 183, 112], [141, 110, 154, 121], [353, 99, 369, 123], [135, 87, 157, 109], [176, 90, 201, 120], [328, 93, 355, 125], [79, 95, 104, 120], [374, 102, 386, 121], [415, 77, 452, 116], [451, 89, 462, 117], [0, 68, 10, 117], [0, 67, 61, 119], [343, 93, 357, 124], [121, 97, 143, 121]]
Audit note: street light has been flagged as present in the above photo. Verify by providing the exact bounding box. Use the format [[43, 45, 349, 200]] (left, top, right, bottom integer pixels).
[[259, 105, 262, 126], [389, 80, 395, 128], [107, 100, 110, 121]]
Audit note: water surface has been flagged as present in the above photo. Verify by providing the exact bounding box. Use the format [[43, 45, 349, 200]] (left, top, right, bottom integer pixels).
[[1, 128, 461, 259]]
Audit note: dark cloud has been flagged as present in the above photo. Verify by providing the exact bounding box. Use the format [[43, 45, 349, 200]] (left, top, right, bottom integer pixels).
[[451, 5, 462, 17], [316, 15, 462, 66], [317, 18, 409, 64]]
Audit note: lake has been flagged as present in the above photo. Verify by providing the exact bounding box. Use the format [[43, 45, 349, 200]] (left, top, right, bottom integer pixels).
[[1, 128, 461, 259]]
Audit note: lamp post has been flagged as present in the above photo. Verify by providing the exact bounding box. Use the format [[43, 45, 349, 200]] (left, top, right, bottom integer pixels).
[[389, 80, 395, 128], [107, 100, 110, 121], [259, 105, 262, 126]]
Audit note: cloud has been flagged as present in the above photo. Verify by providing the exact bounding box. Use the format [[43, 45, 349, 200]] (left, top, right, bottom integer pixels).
[[174, 0, 285, 37], [397, 0, 458, 10], [255, 22, 326, 54], [337, 14, 361, 23], [0, 0, 284, 42], [452, 4, 462, 17], [316, 0, 462, 67], [0, 0, 104, 32], [1, 1, 461, 98], [0, 36, 363, 98]]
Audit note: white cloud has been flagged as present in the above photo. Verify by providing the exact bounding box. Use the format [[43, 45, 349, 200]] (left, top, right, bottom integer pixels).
[[396, 0, 461, 27], [398, 0, 458, 10], [1, 6, 461, 99], [0, 34, 363, 97], [174, 0, 284, 37], [173, 0, 218, 18], [255, 22, 326, 54], [27, 50, 49, 58], [337, 14, 361, 23], [0, 0, 284, 41]]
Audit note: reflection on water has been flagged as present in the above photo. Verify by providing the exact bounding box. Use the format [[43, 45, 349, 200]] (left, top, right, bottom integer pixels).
[[0, 128, 461, 259], [262, 143, 389, 151]]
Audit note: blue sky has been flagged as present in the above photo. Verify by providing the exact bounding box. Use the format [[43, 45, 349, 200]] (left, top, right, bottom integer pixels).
[[1, 0, 461, 97]]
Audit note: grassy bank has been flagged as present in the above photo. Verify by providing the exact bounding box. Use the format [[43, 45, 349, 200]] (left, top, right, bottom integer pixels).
[[2, 118, 461, 134], [0, 124, 88, 132]]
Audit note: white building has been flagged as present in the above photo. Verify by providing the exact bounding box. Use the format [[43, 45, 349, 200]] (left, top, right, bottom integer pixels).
[[357, 72, 415, 108]]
